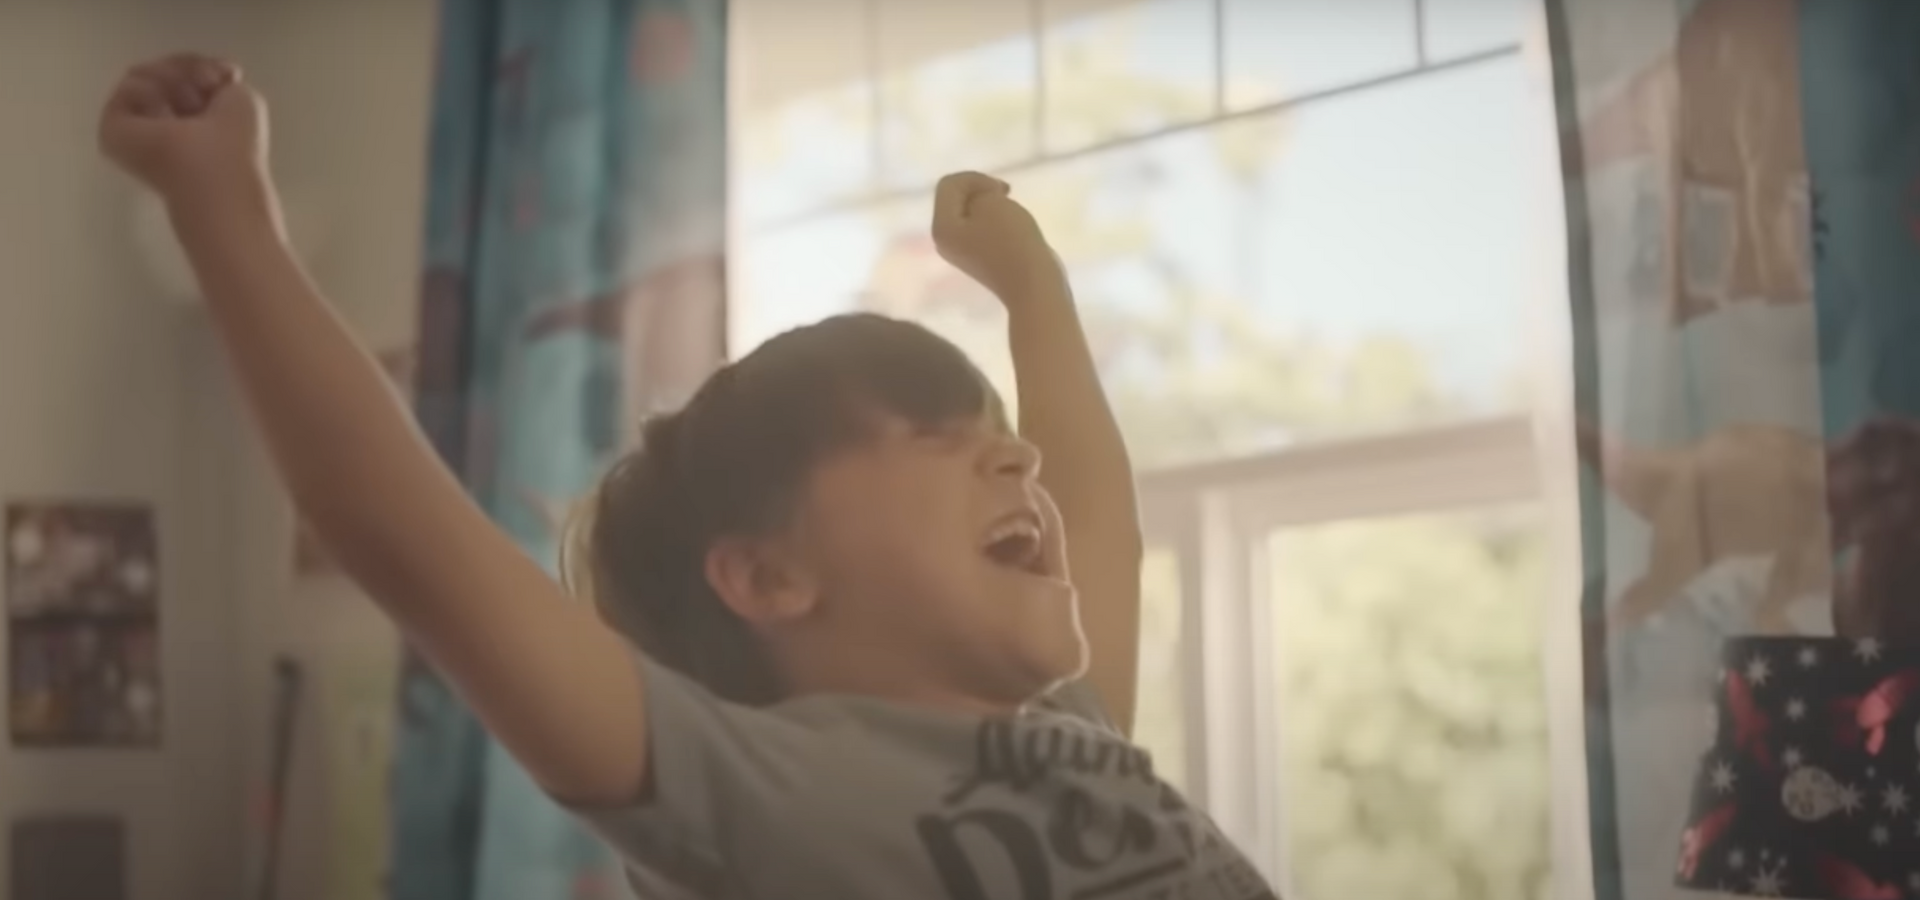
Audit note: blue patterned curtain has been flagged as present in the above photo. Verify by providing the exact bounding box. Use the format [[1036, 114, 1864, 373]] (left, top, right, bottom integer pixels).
[[390, 1, 726, 898], [1549, 1, 1920, 898]]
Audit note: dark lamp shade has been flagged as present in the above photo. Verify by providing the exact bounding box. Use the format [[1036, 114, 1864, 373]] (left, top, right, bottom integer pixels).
[[1675, 637, 1919, 899]]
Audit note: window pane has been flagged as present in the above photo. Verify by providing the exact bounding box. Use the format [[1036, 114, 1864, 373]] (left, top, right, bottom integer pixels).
[[1420, 0, 1528, 62], [735, 87, 875, 228], [1267, 506, 1548, 900], [734, 43, 1546, 468], [734, 194, 1033, 417], [1222, 0, 1419, 110], [730, 209, 894, 354], [1042, 0, 1218, 154], [876, 0, 1038, 187], [733, 197, 1014, 374], [1134, 546, 1189, 791], [731, 0, 868, 111], [732, 0, 874, 226], [1006, 55, 1538, 468]]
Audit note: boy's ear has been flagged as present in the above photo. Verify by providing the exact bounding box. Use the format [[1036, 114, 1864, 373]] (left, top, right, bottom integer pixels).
[[704, 535, 818, 625]]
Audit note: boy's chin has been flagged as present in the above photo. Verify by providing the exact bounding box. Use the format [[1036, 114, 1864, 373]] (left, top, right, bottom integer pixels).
[[969, 567, 1083, 677], [1018, 610, 1089, 683], [1038, 638, 1091, 686]]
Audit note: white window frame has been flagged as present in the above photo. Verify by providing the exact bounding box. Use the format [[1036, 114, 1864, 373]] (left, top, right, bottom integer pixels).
[[1138, 414, 1541, 889]]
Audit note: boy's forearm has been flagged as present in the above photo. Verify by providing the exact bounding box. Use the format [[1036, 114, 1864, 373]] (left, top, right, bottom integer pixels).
[[1003, 275, 1141, 545], [168, 187, 473, 597]]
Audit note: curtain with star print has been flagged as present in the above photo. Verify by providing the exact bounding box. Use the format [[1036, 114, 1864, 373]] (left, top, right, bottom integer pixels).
[[389, 1, 727, 899], [1546, 0, 1920, 898]]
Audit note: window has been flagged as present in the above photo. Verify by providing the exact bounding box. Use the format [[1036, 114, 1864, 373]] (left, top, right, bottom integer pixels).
[[1041, 0, 1216, 151], [728, 0, 1552, 895], [1268, 506, 1548, 900]]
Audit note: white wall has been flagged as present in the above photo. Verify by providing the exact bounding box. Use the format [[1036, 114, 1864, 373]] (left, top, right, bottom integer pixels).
[[0, 4, 256, 900], [216, 3, 440, 900], [0, 2, 436, 899]]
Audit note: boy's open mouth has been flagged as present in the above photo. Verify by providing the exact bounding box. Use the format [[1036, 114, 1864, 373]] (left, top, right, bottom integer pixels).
[[981, 511, 1048, 576]]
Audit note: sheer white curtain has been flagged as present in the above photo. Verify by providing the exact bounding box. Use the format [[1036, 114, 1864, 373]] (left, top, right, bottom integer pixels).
[[1519, 3, 1593, 899]]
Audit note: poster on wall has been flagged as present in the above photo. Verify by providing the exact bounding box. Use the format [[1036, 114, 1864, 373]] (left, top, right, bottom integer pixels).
[[5, 501, 162, 748], [294, 346, 417, 579]]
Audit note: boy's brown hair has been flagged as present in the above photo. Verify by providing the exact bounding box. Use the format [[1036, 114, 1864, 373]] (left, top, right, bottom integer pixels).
[[562, 313, 1001, 705]]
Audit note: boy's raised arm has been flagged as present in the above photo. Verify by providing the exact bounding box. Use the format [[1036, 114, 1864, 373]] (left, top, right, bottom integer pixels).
[[1003, 274, 1145, 733], [99, 54, 650, 806], [931, 173, 1146, 732]]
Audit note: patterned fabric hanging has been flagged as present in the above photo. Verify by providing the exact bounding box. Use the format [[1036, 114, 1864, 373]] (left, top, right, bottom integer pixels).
[[1549, 0, 1920, 897], [389, 1, 726, 899]]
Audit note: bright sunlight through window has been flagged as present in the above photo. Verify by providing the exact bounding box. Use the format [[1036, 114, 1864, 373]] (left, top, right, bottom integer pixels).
[[727, 1, 1555, 897]]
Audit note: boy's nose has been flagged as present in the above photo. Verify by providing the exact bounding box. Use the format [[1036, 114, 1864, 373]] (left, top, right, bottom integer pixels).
[[981, 433, 1042, 480]]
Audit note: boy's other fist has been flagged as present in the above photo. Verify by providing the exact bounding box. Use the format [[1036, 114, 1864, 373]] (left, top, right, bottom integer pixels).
[[930, 171, 1064, 302], [98, 53, 268, 202]]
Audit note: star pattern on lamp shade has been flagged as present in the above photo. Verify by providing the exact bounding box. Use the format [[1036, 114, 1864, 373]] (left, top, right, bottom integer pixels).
[[1677, 637, 1920, 898]]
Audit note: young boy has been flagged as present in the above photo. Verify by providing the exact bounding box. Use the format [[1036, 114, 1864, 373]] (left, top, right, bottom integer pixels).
[[99, 53, 1278, 900]]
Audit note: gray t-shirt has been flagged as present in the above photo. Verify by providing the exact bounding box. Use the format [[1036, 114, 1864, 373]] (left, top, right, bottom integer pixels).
[[572, 655, 1278, 900]]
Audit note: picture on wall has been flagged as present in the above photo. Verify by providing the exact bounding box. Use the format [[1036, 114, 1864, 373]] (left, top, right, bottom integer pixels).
[[295, 346, 416, 579], [6, 501, 162, 747]]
